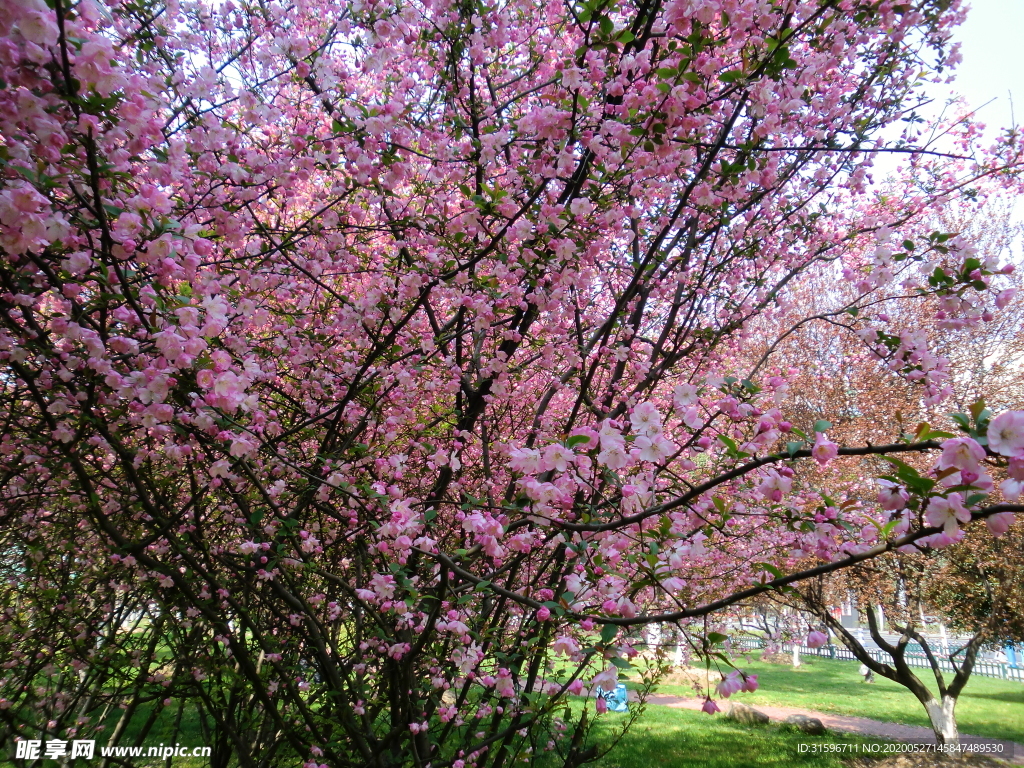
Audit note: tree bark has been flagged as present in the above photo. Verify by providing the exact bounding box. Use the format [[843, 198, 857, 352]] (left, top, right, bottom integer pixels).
[[922, 695, 959, 746]]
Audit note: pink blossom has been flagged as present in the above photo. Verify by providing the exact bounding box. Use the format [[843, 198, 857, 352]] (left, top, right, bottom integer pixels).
[[568, 427, 599, 449], [629, 402, 663, 436], [212, 370, 247, 411], [552, 635, 580, 656], [508, 447, 541, 474], [923, 528, 965, 549], [757, 471, 792, 502], [597, 443, 631, 470], [682, 406, 704, 430], [988, 411, 1024, 458], [673, 383, 699, 407], [806, 631, 828, 649], [995, 288, 1018, 309], [985, 512, 1015, 537], [569, 197, 593, 217], [1009, 458, 1024, 481], [598, 420, 625, 449], [0, 0, 1012, 757], [494, 670, 516, 698], [924, 495, 971, 535], [1001, 478, 1022, 501], [715, 672, 743, 698], [591, 665, 618, 693], [65, 251, 92, 276], [701, 698, 720, 714], [634, 434, 677, 463], [938, 437, 985, 473], [229, 437, 256, 458], [542, 443, 575, 473], [876, 480, 909, 511], [741, 674, 759, 693], [812, 432, 839, 466], [16, 11, 58, 47], [369, 573, 396, 600], [595, 696, 608, 714]]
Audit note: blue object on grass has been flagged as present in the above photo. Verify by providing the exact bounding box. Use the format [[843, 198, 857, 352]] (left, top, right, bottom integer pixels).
[[597, 683, 629, 712]]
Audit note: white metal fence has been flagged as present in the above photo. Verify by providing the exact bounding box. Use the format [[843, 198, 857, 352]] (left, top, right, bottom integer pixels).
[[732, 637, 1024, 683]]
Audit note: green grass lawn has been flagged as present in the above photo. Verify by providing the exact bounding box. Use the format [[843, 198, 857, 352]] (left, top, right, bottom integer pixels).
[[641, 653, 1024, 744], [589, 704, 881, 768]]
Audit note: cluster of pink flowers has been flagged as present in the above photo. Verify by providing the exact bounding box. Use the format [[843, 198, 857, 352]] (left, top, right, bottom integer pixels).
[[1, 0, 1021, 761]]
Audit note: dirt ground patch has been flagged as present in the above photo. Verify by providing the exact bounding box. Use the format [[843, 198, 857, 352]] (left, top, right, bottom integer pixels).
[[659, 667, 716, 690]]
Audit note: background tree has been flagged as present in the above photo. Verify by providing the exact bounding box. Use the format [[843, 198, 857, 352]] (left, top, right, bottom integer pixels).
[[738, 199, 1024, 746], [925, 520, 1024, 653], [790, 530, 1022, 747]]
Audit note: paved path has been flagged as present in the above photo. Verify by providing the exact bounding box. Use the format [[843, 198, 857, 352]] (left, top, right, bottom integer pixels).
[[642, 694, 1024, 765]]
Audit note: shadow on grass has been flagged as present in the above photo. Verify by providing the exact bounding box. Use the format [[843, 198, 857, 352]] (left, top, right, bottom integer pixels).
[[589, 705, 877, 768], [958, 689, 1024, 704]]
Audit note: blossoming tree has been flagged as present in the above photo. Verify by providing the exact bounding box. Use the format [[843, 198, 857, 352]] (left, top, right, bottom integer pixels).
[[792, 522, 1023, 747], [730, 241, 1024, 746], [1, 0, 1023, 765]]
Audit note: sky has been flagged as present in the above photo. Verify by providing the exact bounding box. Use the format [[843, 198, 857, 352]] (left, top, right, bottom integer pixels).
[[867, 0, 1024, 232], [942, 0, 1024, 137]]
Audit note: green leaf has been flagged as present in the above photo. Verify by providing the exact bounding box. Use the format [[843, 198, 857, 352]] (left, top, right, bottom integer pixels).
[[786, 441, 804, 457], [915, 426, 954, 441], [741, 378, 761, 394], [754, 562, 783, 579], [929, 267, 953, 287], [601, 623, 619, 644], [610, 656, 632, 669], [599, 16, 614, 35], [950, 412, 971, 430], [813, 420, 832, 433], [567, 434, 592, 449], [969, 397, 987, 422], [879, 455, 919, 475], [718, 434, 738, 452], [707, 632, 728, 644]]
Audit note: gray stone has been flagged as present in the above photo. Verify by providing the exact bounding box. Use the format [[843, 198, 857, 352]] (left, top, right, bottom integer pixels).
[[725, 701, 769, 725], [784, 714, 826, 735]]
